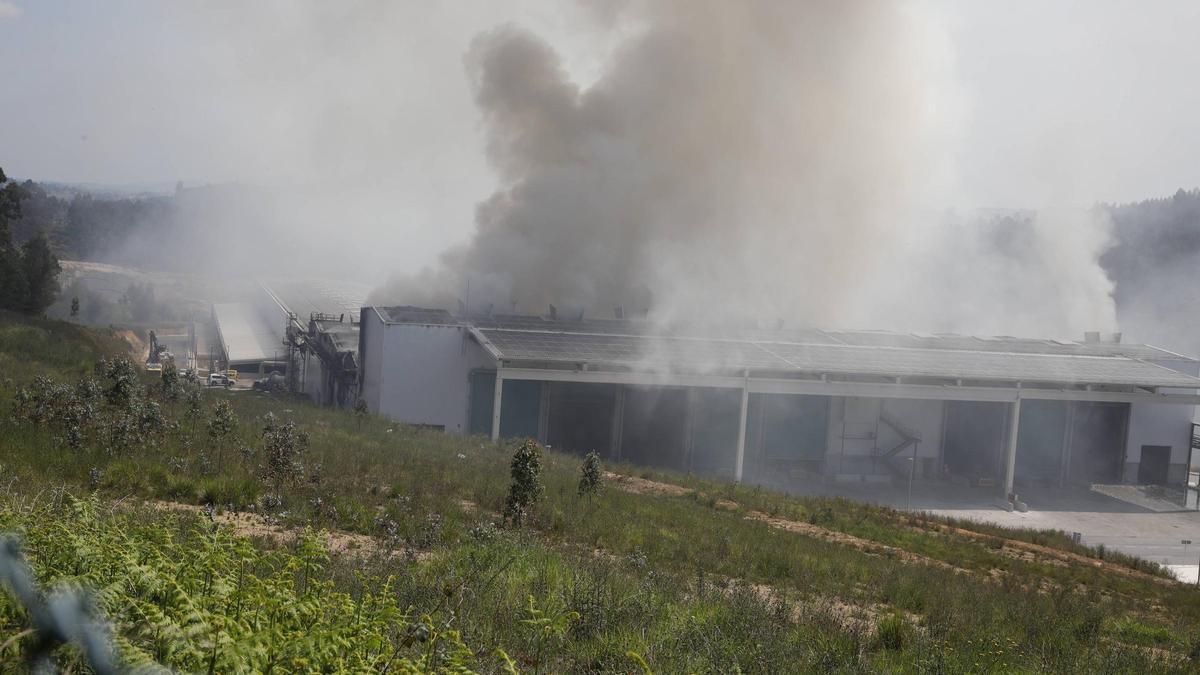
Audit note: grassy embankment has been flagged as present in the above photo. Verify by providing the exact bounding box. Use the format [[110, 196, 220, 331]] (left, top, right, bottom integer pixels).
[[2, 309, 1199, 672]]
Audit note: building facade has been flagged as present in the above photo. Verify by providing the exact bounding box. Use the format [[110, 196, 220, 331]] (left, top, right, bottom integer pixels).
[[359, 306, 1200, 493]]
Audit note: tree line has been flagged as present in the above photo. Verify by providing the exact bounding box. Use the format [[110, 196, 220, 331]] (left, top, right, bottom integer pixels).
[[0, 168, 60, 315]]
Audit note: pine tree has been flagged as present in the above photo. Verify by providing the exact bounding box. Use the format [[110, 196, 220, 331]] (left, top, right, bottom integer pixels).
[[20, 234, 60, 315]]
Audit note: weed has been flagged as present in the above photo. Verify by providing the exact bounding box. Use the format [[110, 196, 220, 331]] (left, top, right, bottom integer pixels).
[[877, 612, 906, 651]]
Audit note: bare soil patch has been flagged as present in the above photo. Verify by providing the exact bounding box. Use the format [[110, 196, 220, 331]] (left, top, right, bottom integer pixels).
[[602, 472, 690, 497], [602, 472, 975, 576], [145, 500, 426, 560], [743, 509, 976, 577]]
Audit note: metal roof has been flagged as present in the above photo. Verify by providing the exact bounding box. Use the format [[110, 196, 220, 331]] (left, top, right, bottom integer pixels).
[[212, 302, 282, 365], [475, 329, 1200, 386], [472, 327, 1200, 389], [373, 306, 460, 326], [265, 279, 371, 322], [311, 319, 359, 355], [368, 305, 1200, 389]]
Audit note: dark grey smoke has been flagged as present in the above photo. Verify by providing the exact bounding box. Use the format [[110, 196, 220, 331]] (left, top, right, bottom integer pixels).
[[371, 1, 960, 327]]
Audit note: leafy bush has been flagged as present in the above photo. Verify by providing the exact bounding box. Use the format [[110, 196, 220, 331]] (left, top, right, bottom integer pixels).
[[504, 440, 544, 527], [159, 360, 179, 401], [261, 414, 308, 487], [578, 451, 602, 497], [95, 357, 137, 410]]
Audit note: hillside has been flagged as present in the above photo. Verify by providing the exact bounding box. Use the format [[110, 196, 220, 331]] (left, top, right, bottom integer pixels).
[[2, 313, 1200, 672]]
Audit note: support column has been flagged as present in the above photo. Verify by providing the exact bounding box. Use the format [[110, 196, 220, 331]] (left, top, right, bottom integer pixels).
[[537, 382, 550, 443], [1058, 401, 1075, 487], [490, 369, 504, 441], [1003, 397, 1022, 498], [684, 389, 698, 473], [609, 385, 625, 461], [735, 382, 750, 483]]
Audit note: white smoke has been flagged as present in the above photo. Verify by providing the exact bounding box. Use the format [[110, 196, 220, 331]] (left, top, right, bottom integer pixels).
[[875, 208, 1119, 338]]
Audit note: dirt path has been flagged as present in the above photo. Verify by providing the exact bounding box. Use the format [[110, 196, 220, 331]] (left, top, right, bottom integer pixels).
[[741, 509, 976, 576], [602, 472, 691, 497], [603, 472, 976, 577]]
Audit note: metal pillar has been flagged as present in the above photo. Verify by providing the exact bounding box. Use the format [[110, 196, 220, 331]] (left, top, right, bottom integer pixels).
[[610, 386, 625, 461], [1058, 401, 1075, 487], [537, 382, 550, 443], [490, 370, 504, 441], [735, 382, 750, 482], [1003, 397, 1022, 498], [684, 389, 698, 472]]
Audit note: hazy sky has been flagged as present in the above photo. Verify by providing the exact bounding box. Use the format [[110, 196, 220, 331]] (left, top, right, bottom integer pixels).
[[3, 1, 1200, 270]]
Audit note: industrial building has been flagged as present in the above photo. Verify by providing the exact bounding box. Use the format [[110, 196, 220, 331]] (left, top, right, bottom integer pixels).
[[210, 280, 366, 405], [359, 306, 1200, 496], [293, 314, 360, 407]]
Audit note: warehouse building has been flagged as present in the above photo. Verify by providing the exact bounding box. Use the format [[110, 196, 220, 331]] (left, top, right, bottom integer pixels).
[[294, 313, 360, 407], [358, 306, 1200, 496], [211, 279, 366, 388]]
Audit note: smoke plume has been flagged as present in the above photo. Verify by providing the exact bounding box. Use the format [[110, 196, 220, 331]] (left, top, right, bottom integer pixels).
[[373, 1, 957, 325], [372, 1, 1118, 339]]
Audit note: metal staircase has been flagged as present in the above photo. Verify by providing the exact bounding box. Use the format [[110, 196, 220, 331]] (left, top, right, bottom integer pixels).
[[876, 410, 922, 479]]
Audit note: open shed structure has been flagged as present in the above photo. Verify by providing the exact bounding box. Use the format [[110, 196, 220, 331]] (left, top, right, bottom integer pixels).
[[359, 306, 1200, 495]]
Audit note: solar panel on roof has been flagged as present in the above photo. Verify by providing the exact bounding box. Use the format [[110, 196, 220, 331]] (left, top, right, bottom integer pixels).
[[476, 326, 1200, 388]]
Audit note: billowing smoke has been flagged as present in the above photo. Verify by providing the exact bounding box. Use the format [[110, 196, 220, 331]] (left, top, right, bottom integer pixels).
[[371, 0, 1118, 339], [373, 1, 955, 324]]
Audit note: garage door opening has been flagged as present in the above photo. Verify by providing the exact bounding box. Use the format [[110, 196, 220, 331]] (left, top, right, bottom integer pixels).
[[942, 401, 1007, 484], [1066, 402, 1128, 485]]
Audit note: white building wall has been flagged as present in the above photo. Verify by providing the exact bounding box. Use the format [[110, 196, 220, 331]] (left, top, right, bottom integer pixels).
[[360, 317, 496, 433], [379, 324, 470, 432], [1123, 358, 1200, 484], [359, 309, 385, 413], [1125, 402, 1193, 483]]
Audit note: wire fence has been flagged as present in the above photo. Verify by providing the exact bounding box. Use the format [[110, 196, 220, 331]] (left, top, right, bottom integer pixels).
[[0, 535, 120, 674]]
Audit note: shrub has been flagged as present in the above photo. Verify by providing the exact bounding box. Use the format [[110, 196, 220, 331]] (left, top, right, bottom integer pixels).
[[207, 400, 237, 441], [184, 385, 203, 420], [207, 400, 237, 468], [96, 357, 138, 410], [504, 440, 544, 527], [578, 451, 602, 497], [261, 417, 308, 487], [159, 360, 180, 401]]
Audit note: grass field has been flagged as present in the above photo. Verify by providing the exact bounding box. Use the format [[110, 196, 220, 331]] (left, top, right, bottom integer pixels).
[[2, 309, 1200, 672]]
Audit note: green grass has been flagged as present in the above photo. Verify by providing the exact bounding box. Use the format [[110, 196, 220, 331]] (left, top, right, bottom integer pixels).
[[0, 308, 128, 384], [2, 311, 1200, 672]]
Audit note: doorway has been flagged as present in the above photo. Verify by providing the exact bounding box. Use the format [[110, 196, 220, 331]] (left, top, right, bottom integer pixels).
[[942, 401, 1007, 483], [1066, 402, 1128, 485], [1138, 445, 1171, 485]]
